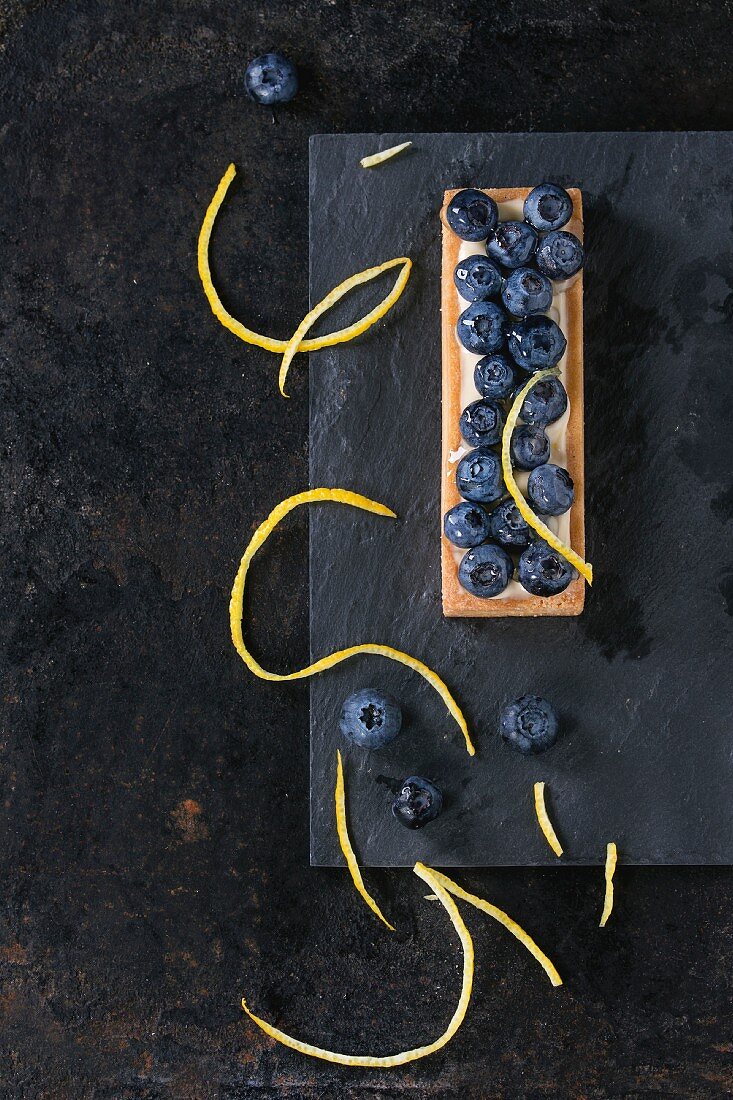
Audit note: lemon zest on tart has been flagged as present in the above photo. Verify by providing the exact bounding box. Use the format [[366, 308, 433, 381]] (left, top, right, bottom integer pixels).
[[229, 489, 475, 756], [241, 862, 474, 1066], [600, 842, 618, 927], [335, 750, 395, 930], [533, 781, 564, 858], [277, 256, 412, 397], [501, 368, 593, 585], [427, 868, 562, 987], [360, 141, 412, 168], [198, 164, 412, 384]]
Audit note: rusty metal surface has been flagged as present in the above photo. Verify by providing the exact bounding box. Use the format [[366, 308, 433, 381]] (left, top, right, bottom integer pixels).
[[1, 2, 732, 1096]]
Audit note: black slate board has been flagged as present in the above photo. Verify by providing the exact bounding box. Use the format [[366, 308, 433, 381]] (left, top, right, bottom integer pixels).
[[309, 132, 733, 867]]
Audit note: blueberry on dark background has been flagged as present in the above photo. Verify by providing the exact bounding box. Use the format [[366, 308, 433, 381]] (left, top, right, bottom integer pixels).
[[453, 254, 503, 301], [244, 52, 298, 105], [536, 230, 585, 280], [339, 688, 402, 749], [488, 499, 535, 549], [508, 315, 567, 371], [446, 188, 498, 241], [502, 267, 553, 317], [456, 446, 505, 503], [500, 695, 559, 754], [520, 377, 568, 425], [458, 542, 513, 597], [460, 398, 506, 447], [518, 540, 578, 596], [486, 220, 538, 268], [473, 353, 517, 400], [527, 463, 575, 515], [510, 424, 551, 469], [443, 501, 492, 548], [523, 182, 573, 231], [456, 300, 507, 354], [392, 776, 443, 829]]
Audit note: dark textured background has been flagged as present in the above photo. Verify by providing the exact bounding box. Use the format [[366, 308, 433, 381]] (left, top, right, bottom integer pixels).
[[1, 1, 732, 1096]]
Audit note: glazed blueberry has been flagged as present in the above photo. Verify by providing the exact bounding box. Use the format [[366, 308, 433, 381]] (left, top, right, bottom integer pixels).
[[443, 501, 492, 548], [453, 254, 503, 302], [523, 183, 573, 232], [519, 377, 568, 426], [518, 540, 578, 596], [339, 688, 402, 749], [536, 231, 585, 280], [474, 353, 517, 400], [458, 542, 513, 598], [486, 221, 538, 269], [244, 53, 298, 105], [456, 446, 505, 503], [488, 499, 535, 550], [527, 463, 575, 515], [456, 301, 507, 354], [510, 425, 551, 470], [446, 189, 498, 242], [392, 776, 443, 829], [508, 316, 567, 372], [500, 694, 559, 754], [460, 398, 505, 447], [502, 267, 553, 317]]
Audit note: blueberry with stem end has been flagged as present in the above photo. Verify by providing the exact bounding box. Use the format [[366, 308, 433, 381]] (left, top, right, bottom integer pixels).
[[244, 53, 298, 105], [488, 499, 535, 550], [473, 353, 517, 400], [392, 776, 443, 829], [460, 398, 505, 447], [486, 221, 538, 268], [458, 543, 513, 598], [523, 183, 573, 232], [457, 300, 507, 354], [453, 254, 503, 301], [500, 694, 559, 754], [536, 231, 584, 280], [446, 189, 498, 242], [508, 316, 567, 372], [444, 501, 492, 548], [527, 463, 575, 516], [502, 267, 553, 317], [510, 425, 551, 470], [339, 688, 402, 749], [456, 446, 505, 504], [518, 540, 578, 596], [519, 377, 568, 426]]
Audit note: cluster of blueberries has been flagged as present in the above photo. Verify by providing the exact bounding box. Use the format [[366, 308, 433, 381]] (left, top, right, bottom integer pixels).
[[340, 688, 560, 829], [445, 183, 585, 599]]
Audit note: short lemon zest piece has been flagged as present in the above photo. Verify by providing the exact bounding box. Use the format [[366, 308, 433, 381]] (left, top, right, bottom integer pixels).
[[198, 164, 412, 381], [335, 750, 395, 930], [533, 781, 564, 858], [241, 862, 474, 1066], [501, 369, 593, 584], [600, 842, 618, 927], [278, 255, 411, 396], [229, 489, 474, 755], [360, 141, 412, 168], [427, 868, 562, 987]]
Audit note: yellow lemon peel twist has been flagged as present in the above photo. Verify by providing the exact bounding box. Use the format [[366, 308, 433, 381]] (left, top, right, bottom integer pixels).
[[241, 862, 474, 1066], [501, 369, 593, 584], [600, 842, 618, 927], [335, 749, 395, 930], [229, 489, 474, 755], [360, 141, 412, 168], [533, 781, 564, 858]]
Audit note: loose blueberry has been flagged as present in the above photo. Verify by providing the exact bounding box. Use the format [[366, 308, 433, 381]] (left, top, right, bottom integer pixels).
[[526, 463, 575, 515], [510, 425, 551, 470], [536, 231, 585, 280], [500, 694, 559, 754], [486, 221, 537, 269], [339, 688, 402, 749], [460, 398, 505, 448], [523, 183, 573, 232], [446, 189, 498, 242], [392, 776, 443, 829], [443, 501, 492, 548], [519, 377, 568, 426], [473, 353, 517, 400], [456, 301, 507, 354], [456, 446, 505, 503], [488, 499, 535, 550], [507, 316, 567, 372], [244, 52, 298, 105], [518, 540, 578, 596], [502, 267, 553, 317], [458, 542, 513, 598], [453, 254, 503, 302]]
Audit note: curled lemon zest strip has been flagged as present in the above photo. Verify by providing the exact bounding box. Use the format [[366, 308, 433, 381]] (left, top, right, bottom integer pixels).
[[229, 489, 474, 755], [533, 781, 564, 858], [241, 862, 474, 1067], [278, 255, 412, 397], [600, 842, 618, 927], [427, 868, 563, 987], [360, 141, 412, 168], [336, 750, 395, 930], [198, 164, 412, 375], [501, 368, 593, 585]]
